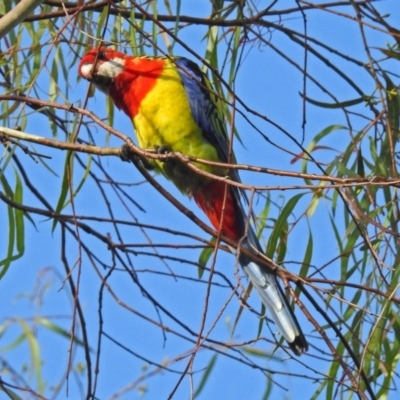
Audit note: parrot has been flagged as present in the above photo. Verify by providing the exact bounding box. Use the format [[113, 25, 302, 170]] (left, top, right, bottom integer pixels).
[[78, 47, 308, 356]]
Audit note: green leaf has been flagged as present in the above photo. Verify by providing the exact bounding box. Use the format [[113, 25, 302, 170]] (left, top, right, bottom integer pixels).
[[384, 73, 400, 159], [198, 237, 216, 278], [194, 354, 217, 398], [0, 172, 25, 280], [301, 125, 347, 180], [36, 317, 89, 349], [13, 172, 24, 255], [0, 331, 26, 352], [62, 154, 92, 208], [266, 193, 304, 258], [0, 381, 23, 400], [256, 193, 270, 239], [377, 47, 400, 61], [17, 319, 44, 395], [303, 94, 369, 109], [298, 228, 312, 288], [52, 151, 73, 231], [356, 148, 365, 177], [96, 6, 109, 40]]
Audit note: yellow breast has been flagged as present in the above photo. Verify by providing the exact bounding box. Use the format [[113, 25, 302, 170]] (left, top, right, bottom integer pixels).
[[132, 59, 223, 192]]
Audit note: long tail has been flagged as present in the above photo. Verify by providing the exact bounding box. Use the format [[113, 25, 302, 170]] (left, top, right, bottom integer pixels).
[[194, 180, 308, 356], [242, 257, 308, 356]]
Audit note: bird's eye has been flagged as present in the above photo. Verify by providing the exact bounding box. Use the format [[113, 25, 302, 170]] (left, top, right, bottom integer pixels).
[[98, 50, 106, 59]]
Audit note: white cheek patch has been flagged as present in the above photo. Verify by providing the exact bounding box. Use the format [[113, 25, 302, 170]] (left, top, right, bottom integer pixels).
[[97, 57, 125, 78], [80, 57, 126, 95], [80, 57, 125, 79]]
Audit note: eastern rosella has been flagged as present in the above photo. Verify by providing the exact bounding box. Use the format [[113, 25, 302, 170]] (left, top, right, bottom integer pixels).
[[78, 47, 308, 356]]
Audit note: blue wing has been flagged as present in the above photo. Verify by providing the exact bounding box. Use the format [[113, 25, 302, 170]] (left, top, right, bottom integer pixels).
[[175, 58, 233, 168]]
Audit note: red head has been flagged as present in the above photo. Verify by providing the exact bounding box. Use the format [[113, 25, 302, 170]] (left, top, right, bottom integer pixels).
[[78, 47, 128, 96], [78, 47, 166, 117]]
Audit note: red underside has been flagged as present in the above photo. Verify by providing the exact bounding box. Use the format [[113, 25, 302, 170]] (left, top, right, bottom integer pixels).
[[193, 180, 243, 241]]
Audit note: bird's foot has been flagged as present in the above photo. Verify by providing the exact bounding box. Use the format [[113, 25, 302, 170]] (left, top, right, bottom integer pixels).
[[120, 138, 154, 170], [120, 138, 134, 162], [154, 144, 172, 160]]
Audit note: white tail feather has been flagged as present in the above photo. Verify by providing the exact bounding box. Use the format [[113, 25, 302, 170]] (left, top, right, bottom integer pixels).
[[243, 262, 298, 343]]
